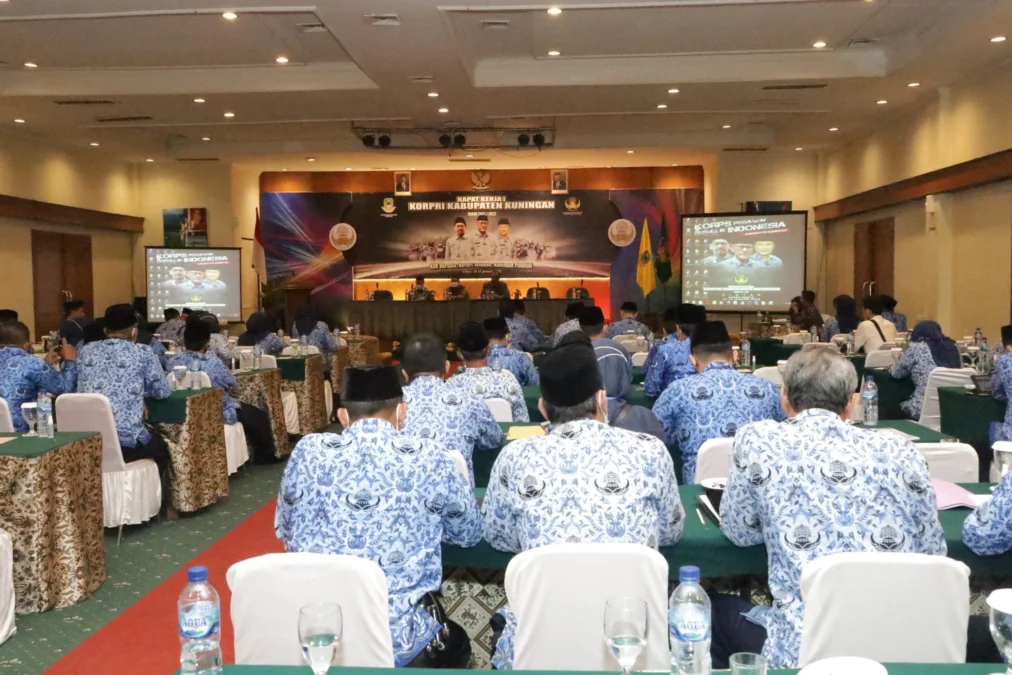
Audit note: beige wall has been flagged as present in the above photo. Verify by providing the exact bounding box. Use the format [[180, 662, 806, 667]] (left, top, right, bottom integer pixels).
[[231, 166, 262, 322]]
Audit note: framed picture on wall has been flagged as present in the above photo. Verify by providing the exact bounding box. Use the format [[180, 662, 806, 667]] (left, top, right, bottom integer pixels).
[[162, 207, 208, 248], [550, 169, 569, 195], [394, 171, 412, 196]]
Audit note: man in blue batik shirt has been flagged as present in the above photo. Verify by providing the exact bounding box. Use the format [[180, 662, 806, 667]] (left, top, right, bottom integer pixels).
[[484, 317, 539, 386], [643, 303, 705, 398], [881, 295, 908, 333], [653, 320, 785, 484], [550, 302, 585, 347], [989, 325, 1012, 443], [400, 333, 504, 482], [605, 301, 652, 339], [276, 365, 481, 668], [512, 299, 546, 347], [500, 299, 540, 352], [0, 322, 78, 431], [714, 348, 946, 669], [482, 339, 685, 669], [447, 322, 529, 422]]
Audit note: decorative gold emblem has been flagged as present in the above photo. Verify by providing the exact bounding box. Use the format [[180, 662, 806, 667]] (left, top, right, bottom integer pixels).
[[471, 170, 491, 190]]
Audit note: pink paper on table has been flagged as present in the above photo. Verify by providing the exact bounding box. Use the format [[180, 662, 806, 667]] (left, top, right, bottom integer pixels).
[[933, 478, 982, 510]]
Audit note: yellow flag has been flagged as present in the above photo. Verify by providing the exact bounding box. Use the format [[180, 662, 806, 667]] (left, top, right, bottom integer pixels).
[[636, 218, 657, 297]]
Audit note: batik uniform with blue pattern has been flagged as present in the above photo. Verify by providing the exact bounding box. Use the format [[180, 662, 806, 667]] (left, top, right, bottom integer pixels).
[[77, 339, 172, 447], [720, 409, 946, 668], [652, 362, 785, 484], [641, 333, 674, 375], [488, 344, 539, 387], [155, 318, 186, 345], [605, 317, 652, 339], [820, 316, 841, 343], [256, 333, 285, 356], [165, 351, 241, 424], [506, 317, 541, 352], [963, 469, 1012, 556], [482, 418, 685, 669], [291, 321, 338, 356], [0, 347, 78, 432], [274, 419, 482, 666], [206, 333, 236, 367], [889, 342, 937, 420], [991, 352, 1012, 442], [515, 315, 546, 346], [643, 337, 694, 398], [446, 366, 530, 422], [149, 338, 168, 371], [550, 318, 582, 347], [401, 375, 504, 480], [882, 311, 908, 333]]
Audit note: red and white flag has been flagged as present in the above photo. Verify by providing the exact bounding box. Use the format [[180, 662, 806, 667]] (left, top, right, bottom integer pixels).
[[252, 207, 267, 280]]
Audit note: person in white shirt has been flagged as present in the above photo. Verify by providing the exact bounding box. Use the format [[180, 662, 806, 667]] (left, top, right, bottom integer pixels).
[[853, 295, 897, 353]]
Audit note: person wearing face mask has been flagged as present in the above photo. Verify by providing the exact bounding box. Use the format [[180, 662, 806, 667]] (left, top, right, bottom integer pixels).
[[482, 338, 685, 670], [275, 365, 481, 668]]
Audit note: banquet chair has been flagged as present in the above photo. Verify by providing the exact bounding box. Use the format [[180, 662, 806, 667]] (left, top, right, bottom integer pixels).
[[505, 543, 669, 671], [226, 552, 394, 667], [753, 366, 783, 387], [259, 354, 278, 369], [263, 354, 300, 434], [693, 438, 734, 484], [485, 397, 514, 423], [879, 342, 898, 350], [0, 398, 12, 433], [615, 336, 649, 353], [631, 352, 648, 368], [55, 393, 161, 543], [798, 552, 969, 666], [167, 372, 248, 475], [0, 529, 13, 645], [918, 367, 975, 432], [282, 345, 321, 356], [784, 333, 806, 346], [914, 443, 978, 483], [447, 450, 470, 484], [864, 350, 900, 369]]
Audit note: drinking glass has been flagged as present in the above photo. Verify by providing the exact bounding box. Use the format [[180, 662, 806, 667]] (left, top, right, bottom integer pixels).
[[988, 589, 1012, 675], [20, 403, 37, 436], [173, 365, 187, 389], [603, 597, 647, 675], [729, 652, 767, 675], [298, 602, 342, 675]]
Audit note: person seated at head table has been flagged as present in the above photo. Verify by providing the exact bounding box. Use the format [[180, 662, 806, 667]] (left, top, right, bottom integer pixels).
[[77, 304, 173, 509], [484, 317, 538, 387], [500, 299, 540, 352], [889, 320, 961, 420], [237, 311, 284, 356], [446, 322, 528, 423], [820, 294, 859, 342], [854, 295, 898, 353], [399, 332, 504, 482], [156, 308, 186, 346], [407, 275, 436, 302], [653, 320, 785, 484], [643, 303, 705, 398], [881, 294, 908, 333], [511, 298, 546, 346], [713, 348, 946, 670], [59, 300, 92, 348], [442, 275, 470, 301], [988, 325, 1012, 443], [605, 301, 652, 339], [481, 337, 685, 670], [0, 321, 78, 432], [480, 271, 510, 300], [550, 301, 585, 347], [275, 365, 481, 668]]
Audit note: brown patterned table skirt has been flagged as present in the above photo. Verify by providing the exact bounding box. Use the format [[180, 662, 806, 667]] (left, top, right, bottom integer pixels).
[[281, 353, 328, 434], [152, 388, 229, 513], [346, 337, 380, 366], [0, 433, 105, 613], [330, 346, 350, 394], [235, 368, 291, 459]]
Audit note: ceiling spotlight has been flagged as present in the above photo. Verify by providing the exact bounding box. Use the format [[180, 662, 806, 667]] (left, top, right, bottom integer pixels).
[[453, 133, 466, 147], [439, 134, 451, 148], [657, 104, 667, 109], [410, 167, 416, 171], [829, 127, 839, 132], [427, 92, 439, 98], [24, 62, 37, 68], [671, 164, 679, 167], [547, 7, 562, 15], [193, 98, 206, 103], [532, 133, 546, 148], [876, 100, 888, 105], [795, 147, 803, 151], [722, 124, 732, 129], [276, 56, 289, 64], [222, 11, 238, 20], [223, 112, 235, 117], [547, 50, 561, 56], [13, 119, 24, 124], [813, 41, 827, 48], [517, 133, 531, 147], [307, 158, 316, 162], [90, 142, 99, 147], [345, 167, 352, 171], [362, 134, 376, 147], [146, 158, 154, 162], [908, 82, 920, 87], [438, 107, 449, 114], [667, 88, 680, 94], [282, 169, 288, 172], [992, 36, 1007, 43], [202, 137, 210, 141], [465, 153, 474, 158], [626, 149, 635, 154], [378, 134, 391, 148]]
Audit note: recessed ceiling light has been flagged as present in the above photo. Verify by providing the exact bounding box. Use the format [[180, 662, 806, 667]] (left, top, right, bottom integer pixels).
[[222, 11, 238, 20], [795, 147, 803, 151], [466, 153, 474, 158], [626, 150, 635, 154], [202, 137, 210, 141], [193, 98, 206, 103], [146, 158, 154, 162], [24, 62, 37, 68], [908, 82, 920, 87], [547, 50, 561, 56], [829, 127, 839, 132], [813, 41, 827, 48], [667, 88, 680, 94], [671, 163, 679, 167], [345, 167, 352, 171], [992, 36, 1007, 43], [90, 142, 99, 147], [438, 107, 449, 113], [547, 7, 562, 15], [282, 168, 288, 172], [657, 104, 667, 109], [13, 119, 24, 124], [276, 56, 289, 64], [427, 92, 439, 98], [223, 112, 235, 117], [877, 100, 888, 105], [409, 167, 416, 170], [307, 158, 315, 162], [722, 124, 732, 129]]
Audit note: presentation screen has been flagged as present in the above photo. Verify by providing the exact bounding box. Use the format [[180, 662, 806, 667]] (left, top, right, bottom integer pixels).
[[145, 247, 242, 322], [681, 212, 806, 312]]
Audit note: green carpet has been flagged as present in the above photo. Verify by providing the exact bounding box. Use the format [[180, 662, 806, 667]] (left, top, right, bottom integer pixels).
[[0, 461, 287, 675]]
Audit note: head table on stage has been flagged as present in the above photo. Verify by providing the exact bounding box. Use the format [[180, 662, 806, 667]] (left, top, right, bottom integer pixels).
[[177, 665, 1001, 674]]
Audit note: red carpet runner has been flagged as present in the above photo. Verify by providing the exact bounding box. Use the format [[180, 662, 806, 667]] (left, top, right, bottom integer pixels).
[[46, 499, 284, 675]]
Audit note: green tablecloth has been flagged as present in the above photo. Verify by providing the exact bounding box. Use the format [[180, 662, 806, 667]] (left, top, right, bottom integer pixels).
[[522, 385, 655, 422], [868, 368, 916, 420], [748, 338, 867, 381], [939, 386, 1005, 448], [632, 366, 645, 384], [276, 356, 308, 382], [0, 431, 98, 459], [444, 483, 1008, 578], [182, 666, 1003, 675], [145, 388, 211, 424]]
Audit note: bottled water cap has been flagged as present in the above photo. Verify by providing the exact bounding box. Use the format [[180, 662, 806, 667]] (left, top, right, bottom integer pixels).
[[187, 565, 209, 583], [679, 565, 700, 583]]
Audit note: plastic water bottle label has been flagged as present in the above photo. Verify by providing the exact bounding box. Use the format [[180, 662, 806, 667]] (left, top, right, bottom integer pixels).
[[669, 606, 709, 642], [179, 601, 220, 639]]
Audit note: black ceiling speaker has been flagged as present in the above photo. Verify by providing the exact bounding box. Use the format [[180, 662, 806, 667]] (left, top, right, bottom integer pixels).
[[378, 134, 391, 148], [453, 134, 466, 147], [533, 133, 545, 148], [362, 134, 376, 147], [439, 134, 452, 148], [517, 133, 530, 147]]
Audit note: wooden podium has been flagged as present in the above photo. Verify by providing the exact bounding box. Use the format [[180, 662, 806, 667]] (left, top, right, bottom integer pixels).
[[281, 280, 314, 332]]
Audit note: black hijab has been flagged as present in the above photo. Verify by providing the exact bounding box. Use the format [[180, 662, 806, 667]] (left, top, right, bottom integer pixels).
[[294, 305, 317, 337], [238, 312, 270, 347], [833, 294, 860, 334]]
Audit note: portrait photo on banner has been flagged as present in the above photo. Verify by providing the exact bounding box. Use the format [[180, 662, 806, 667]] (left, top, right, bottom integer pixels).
[[550, 168, 569, 195], [394, 171, 412, 196], [162, 207, 208, 248]]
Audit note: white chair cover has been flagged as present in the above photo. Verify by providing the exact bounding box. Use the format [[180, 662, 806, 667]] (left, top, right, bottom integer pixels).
[[915, 443, 978, 483], [784, 333, 806, 345], [224, 423, 249, 475], [753, 366, 784, 387], [631, 352, 648, 368], [282, 391, 301, 435], [694, 438, 734, 484], [799, 552, 969, 666], [167, 370, 212, 391], [55, 394, 161, 530], [486, 397, 513, 423], [447, 450, 470, 484], [325, 380, 333, 421], [831, 334, 849, 346], [0, 398, 12, 433], [615, 336, 649, 353], [864, 350, 899, 369], [282, 345, 320, 356], [226, 552, 394, 667], [0, 529, 15, 645], [918, 367, 975, 432], [260, 354, 278, 369], [505, 543, 669, 671]]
